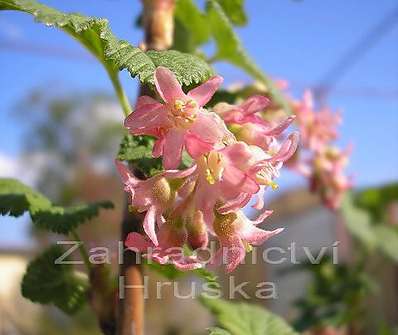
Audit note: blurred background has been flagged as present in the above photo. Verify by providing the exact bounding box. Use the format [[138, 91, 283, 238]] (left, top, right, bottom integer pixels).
[[0, 0, 397, 334]]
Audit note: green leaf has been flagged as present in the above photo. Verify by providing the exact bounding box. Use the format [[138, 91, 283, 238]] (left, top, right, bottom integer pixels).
[[341, 193, 398, 263], [206, 0, 290, 113], [341, 193, 378, 250], [0, 178, 113, 234], [0, 0, 213, 87], [208, 327, 232, 335], [33, 201, 114, 234], [174, 0, 211, 52], [145, 259, 219, 287], [354, 183, 398, 222], [216, 0, 247, 26], [21, 245, 89, 314], [117, 134, 162, 177], [373, 225, 398, 262], [0, 178, 52, 216], [146, 50, 213, 86], [200, 296, 299, 335]]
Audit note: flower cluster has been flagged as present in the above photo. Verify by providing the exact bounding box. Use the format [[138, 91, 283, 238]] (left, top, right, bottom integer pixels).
[[117, 67, 298, 272], [290, 90, 352, 209]]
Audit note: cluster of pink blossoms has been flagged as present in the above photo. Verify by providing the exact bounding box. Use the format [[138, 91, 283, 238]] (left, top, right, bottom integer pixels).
[[290, 90, 352, 209], [117, 67, 299, 272]]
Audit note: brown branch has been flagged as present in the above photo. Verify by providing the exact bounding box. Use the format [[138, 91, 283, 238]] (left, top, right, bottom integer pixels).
[[117, 3, 176, 334]]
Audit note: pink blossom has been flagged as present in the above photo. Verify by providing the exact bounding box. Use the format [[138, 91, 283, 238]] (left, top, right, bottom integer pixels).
[[211, 210, 283, 272], [115, 160, 195, 245], [125, 220, 202, 271], [292, 90, 341, 152], [183, 134, 299, 230], [125, 67, 229, 169], [295, 146, 352, 209], [213, 96, 296, 150]]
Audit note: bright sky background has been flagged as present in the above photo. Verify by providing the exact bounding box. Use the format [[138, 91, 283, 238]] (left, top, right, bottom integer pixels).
[[0, 0, 397, 247]]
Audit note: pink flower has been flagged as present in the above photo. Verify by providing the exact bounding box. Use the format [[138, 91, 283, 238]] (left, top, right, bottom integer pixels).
[[125, 220, 202, 271], [292, 90, 341, 152], [213, 95, 270, 125], [182, 134, 299, 230], [115, 160, 195, 245], [211, 210, 283, 272], [213, 95, 296, 150], [125, 67, 229, 169], [294, 146, 352, 209]]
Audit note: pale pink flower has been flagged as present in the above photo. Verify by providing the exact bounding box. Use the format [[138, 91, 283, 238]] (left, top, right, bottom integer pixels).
[[125, 67, 229, 169], [213, 95, 296, 150], [211, 210, 283, 272], [312, 146, 352, 209], [183, 134, 299, 230], [295, 146, 352, 209], [115, 160, 195, 245], [292, 90, 341, 152], [125, 221, 202, 271]]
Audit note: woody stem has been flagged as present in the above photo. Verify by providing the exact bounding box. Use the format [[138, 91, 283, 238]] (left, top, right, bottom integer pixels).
[[117, 1, 176, 335]]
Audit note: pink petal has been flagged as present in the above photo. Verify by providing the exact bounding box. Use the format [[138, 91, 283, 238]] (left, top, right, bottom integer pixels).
[[124, 96, 164, 128], [218, 193, 252, 214], [222, 166, 260, 195], [162, 129, 185, 169], [189, 111, 226, 144], [265, 116, 296, 136], [162, 164, 197, 179], [240, 95, 270, 115], [272, 132, 300, 162], [252, 187, 265, 210], [154, 67, 186, 103], [252, 209, 274, 225], [187, 75, 223, 107], [221, 142, 253, 169], [221, 236, 246, 273], [134, 96, 163, 115], [143, 206, 159, 246], [152, 137, 165, 158], [115, 160, 139, 186], [185, 132, 214, 158], [241, 226, 284, 246], [125, 232, 153, 252]]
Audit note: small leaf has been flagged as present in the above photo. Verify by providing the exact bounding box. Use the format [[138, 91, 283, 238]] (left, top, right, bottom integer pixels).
[[21, 245, 89, 314], [201, 296, 299, 335], [216, 0, 247, 26], [0, 178, 113, 234]]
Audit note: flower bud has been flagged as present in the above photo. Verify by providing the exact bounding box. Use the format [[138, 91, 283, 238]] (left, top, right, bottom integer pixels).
[[152, 177, 172, 206]]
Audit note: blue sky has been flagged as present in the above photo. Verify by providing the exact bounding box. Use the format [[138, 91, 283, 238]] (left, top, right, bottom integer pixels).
[[0, 0, 397, 246]]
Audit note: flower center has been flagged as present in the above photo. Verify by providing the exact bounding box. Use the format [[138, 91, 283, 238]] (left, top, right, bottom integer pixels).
[[255, 164, 279, 190], [170, 99, 198, 128], [198, 151, 224, 185]]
